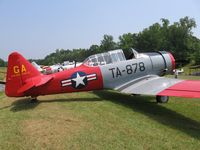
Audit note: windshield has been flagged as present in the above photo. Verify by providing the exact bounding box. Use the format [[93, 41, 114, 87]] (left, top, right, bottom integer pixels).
[[83, 49, 126, 66]]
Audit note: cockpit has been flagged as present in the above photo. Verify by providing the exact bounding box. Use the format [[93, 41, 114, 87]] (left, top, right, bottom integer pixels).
[[83, 49, 127, 66]]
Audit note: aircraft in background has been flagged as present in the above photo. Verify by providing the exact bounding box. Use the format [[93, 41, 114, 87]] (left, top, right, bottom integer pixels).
[[3, 49, 200, 103], [31, 62, 43, 72], [62, 61, 82, 70], [31, 61, 82, 74]]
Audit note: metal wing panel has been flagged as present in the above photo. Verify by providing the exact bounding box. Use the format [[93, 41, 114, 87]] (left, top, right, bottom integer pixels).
[[115, 75, 182, 95]]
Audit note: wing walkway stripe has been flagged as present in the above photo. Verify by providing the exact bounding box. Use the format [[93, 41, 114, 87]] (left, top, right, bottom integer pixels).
[[116, 75, 159, 91]]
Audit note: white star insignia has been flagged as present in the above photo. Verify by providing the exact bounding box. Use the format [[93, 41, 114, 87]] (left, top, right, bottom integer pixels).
[[72, 72, 86, 87]]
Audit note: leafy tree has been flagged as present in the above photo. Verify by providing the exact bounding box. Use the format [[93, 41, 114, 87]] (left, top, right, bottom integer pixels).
[[100, 35, 117, 52], [136, 22, 166, 51], [187, 36, 200, 64], [0, 58, 5, 67], [167, 17, 196, 64], [89, 45, 100, 55], [134, 16, 197, 65], [118, 33, 138, 57], [30, 17, 200, 66]]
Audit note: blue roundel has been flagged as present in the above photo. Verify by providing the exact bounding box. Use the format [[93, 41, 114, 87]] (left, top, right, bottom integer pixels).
[[71, 71, 88, 89]]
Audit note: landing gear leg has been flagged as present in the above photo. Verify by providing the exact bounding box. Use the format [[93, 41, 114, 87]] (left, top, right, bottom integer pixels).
[[30, 97, 38, 103], [156, 96, 169, 103]]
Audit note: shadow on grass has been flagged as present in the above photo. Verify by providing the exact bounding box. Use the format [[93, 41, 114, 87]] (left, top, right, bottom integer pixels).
[[6, 97, 101, 112], [3, 90, 200, 139], [93, 90, 200, 139]]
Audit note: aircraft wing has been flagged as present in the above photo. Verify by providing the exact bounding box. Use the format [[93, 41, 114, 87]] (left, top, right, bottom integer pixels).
[[115, 75, 200, 98]]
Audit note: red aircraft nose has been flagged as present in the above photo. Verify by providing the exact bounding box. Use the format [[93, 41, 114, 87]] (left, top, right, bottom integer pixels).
[[168, 52, 176, 71]]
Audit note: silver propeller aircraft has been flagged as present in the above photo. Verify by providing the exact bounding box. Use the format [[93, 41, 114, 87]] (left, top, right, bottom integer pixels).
[[3, 49, 200, 102]]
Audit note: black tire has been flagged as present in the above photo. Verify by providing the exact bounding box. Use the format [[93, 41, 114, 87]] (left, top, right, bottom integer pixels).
[[30, 97, 38, 103], [156, 96, 169, 103]]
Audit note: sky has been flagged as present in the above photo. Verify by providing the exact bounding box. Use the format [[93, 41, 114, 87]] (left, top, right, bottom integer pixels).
[[0, 0, 200, 60]]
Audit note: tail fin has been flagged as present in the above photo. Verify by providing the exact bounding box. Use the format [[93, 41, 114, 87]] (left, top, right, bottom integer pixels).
[[5, 52, 41, 97]]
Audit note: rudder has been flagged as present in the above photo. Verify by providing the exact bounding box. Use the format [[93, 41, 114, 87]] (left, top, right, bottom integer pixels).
[[5, 52, 41, 97]]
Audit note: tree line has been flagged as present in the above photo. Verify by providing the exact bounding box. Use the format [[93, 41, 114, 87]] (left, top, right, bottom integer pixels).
[[0, 58, 6, 67], [1, 16, 200, 67]]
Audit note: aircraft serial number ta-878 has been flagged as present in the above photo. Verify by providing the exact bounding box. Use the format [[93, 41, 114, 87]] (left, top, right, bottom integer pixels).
[[4, 49, 200, 103]]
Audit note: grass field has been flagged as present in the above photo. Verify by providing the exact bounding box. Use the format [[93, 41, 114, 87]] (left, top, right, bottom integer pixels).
[[1, 82, 200, 149], [1, 67, 200, 149]]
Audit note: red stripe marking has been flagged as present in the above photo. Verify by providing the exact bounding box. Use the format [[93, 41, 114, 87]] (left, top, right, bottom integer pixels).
[[168, 52, 175, 70], [158, 80, 200, 98]]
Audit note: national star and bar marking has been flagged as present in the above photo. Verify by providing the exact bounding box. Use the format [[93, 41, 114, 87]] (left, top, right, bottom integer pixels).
[[61, 71, 97, 89]]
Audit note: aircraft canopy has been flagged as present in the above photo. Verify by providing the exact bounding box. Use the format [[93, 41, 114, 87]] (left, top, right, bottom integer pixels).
[[83, 49, 126, 66]]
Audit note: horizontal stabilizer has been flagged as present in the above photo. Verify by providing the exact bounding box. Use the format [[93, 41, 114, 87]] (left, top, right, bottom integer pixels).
[[18, 75, 53, 94]]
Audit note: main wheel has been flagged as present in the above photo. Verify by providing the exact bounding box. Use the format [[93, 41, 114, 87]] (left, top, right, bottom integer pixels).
[[156, 96, 169, 103], [30, 97, 38, 103]]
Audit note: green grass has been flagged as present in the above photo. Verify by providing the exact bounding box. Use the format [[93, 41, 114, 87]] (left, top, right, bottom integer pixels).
[[1, 84, 200, 149], [1, 75, 200, 149]]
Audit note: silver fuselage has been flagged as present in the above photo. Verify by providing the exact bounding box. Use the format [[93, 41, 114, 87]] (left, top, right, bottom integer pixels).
[[100, 51, 174, 89]]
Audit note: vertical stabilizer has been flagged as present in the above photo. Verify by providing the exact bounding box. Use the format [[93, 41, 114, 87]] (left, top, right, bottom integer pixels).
[[5, 52, 41, 97]]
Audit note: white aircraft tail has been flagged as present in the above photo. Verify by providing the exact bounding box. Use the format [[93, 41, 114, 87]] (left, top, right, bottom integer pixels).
[[31, 61, 43, 72]]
